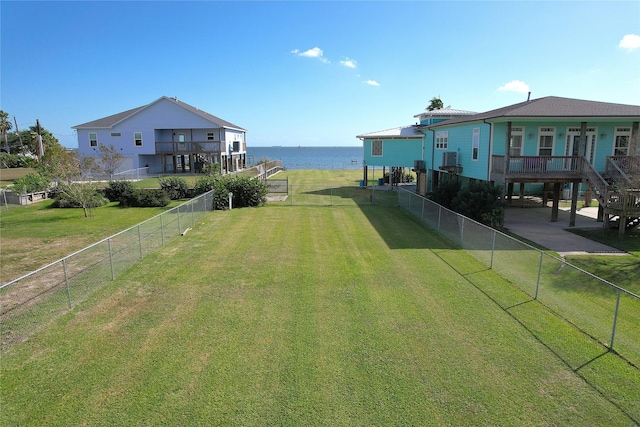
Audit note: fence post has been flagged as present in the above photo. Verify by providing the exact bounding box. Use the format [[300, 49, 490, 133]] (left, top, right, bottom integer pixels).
[[460, 217, 465, 246], [191, 199, 195, 227], [490, 230, 496, 269], [62, 259, 72, 309], [177, 206, 182, 234], [535, 252, 543, 299], [421, 198, 425, 223], [138, 224, 143, 260], [437, 206, 442, 233], [108, 238, 115, 280], [160, 214, 165, 246], [330, 187, 333, 206], [610, 288, 622, 349]]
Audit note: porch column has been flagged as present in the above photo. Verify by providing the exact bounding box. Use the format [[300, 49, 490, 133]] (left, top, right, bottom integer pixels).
[[363, 165, 368, 185], [551, 182, 561, 222], [579, 122, 587, 157], [630, 121, 640, 156], [503, 122, 512, 205], [519, 182, 525, 207], [569, 179, 580, 227], [619, 215, 627, 236]]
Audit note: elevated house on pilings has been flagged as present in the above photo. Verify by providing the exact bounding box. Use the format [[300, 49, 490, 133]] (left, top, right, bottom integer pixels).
[[74, 96, 247, 176], [358, 96, 640, 235]]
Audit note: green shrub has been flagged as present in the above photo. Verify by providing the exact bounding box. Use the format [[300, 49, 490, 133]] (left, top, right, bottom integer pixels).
[[432, 179, 461, 209], [121, 189, 170, 208], [226, 176, 268, 208], [104, 180, 135, 202], [52, 190, 108, 209], [159, 176, 189, 200], [193, 175, 267, 210], [449, 181, 504, 228], [11, 173, 50, 193], [0, 153, 37, 168]]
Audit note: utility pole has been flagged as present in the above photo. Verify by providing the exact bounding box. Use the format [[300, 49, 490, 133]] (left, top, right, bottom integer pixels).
[[13, 117, 25, 153], [36, 119, 44, 163]]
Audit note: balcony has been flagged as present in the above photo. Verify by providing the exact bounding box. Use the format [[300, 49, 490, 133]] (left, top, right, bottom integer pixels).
[[491, 156, 584, 182], [155, 141, 222, 154]]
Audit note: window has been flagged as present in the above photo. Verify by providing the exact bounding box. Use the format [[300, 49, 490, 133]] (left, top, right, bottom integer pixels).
[[371, 140, 383, 156], [89, 132, 98, 147], [472, 128, 480, 161], [178, 133, 185, 143], [435, 131, 448, 150], [134, 132, 143, 147], [614, 127, 631, 156], [538, 127, 555, 156], [509, 127, 524, 157], [207, 132, 215, 141], [110, 132, 121, 137]]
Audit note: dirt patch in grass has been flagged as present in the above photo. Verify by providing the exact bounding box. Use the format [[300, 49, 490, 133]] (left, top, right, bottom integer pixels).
[[1, 235, 93, 283]]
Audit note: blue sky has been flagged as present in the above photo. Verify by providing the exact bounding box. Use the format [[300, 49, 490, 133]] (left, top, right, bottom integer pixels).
[[2, 1, 639, 148]]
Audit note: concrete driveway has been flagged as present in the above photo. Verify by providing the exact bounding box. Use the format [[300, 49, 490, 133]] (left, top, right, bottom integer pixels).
[[503, 205, 627, 257]]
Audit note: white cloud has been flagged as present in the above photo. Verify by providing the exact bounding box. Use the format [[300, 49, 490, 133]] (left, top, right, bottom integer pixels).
[[619, 34, 640, 50], [498, 80, 530, 93], [292, 47, 329, 63], [340, 57, 357, 69], [365, 80, 380, 87]]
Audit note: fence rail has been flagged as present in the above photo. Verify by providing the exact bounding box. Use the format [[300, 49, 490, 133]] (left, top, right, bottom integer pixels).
[[0, 190, 215, 352], [396, 188, 640, 367]]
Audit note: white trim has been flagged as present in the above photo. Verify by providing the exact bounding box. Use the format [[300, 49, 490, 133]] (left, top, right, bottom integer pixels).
[[371, 139, 383, 156], [509, 126, 524, 157], [89, 132, 98, 147], [435, 131, 448, 150], [613, 127, 632, 156], [537, 127, 555, 156], [472, 127, 480, 161], [134, 131, 143, 147]]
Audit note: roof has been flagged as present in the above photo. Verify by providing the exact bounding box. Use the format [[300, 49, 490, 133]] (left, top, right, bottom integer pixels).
[[356, 125, 423, 139], [73, 96, 246, 131], [428, 96, 640, 128], [413, 107, 477, 118]]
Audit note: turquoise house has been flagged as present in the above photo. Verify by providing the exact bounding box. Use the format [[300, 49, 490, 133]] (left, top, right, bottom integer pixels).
[[357, 108, 475, 190], [358, 96, 640, 234]]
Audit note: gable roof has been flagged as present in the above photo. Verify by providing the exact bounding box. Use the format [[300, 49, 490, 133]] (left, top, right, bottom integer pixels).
[[73, 96, 246, 131], [357, 125, 423, 139], [428, 96, 640, 128]]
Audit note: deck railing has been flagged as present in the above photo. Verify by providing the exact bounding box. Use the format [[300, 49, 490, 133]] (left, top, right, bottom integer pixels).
[[491, 155, 583, 175], [155, 141, 222, 154]]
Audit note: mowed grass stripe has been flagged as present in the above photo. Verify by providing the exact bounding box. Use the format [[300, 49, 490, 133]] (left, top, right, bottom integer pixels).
[[1, 204, 635, 425]]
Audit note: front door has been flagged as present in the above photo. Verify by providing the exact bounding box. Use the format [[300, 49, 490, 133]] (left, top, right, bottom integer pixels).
[[565, 128, 596, 165]]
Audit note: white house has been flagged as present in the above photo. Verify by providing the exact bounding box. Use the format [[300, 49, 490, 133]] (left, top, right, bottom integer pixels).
[[73, 96, 247, 175]]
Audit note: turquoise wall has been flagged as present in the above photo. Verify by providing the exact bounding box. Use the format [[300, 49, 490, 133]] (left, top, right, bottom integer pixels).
[[362, 138, 423, 167], [428, 122, 492, 181], [492, 120, 634, 172]]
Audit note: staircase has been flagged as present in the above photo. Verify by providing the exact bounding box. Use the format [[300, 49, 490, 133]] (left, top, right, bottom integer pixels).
[[581, 156, 640, 233]]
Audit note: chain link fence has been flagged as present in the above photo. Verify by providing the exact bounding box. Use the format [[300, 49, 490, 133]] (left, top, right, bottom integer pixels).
[[397, 188, 640, 367], [0, 190, 215, 352], [266, 183, 400, 207]]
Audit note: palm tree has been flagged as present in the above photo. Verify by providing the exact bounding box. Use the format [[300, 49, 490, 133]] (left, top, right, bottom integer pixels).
[[0, 110, 12, 153], [426, 97, 444, 111]]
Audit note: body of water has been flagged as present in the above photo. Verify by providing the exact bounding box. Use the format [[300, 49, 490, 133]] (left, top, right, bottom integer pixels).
[[246, 146, 362, 170]]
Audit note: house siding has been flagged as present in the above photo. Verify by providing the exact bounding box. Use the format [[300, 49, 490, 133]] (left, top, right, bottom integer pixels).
[[362, 138, 423, 168], [76, 97, 247, 172], [429, 122, 491, 181]]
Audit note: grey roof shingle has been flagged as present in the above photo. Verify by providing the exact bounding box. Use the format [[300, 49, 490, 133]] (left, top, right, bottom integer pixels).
[[428, 96, 640, 128], [73, 96, 246, 131]]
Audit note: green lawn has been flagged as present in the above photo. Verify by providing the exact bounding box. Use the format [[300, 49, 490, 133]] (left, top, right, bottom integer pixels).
[[0, 199, 187, 283], [1, 171, 638, 425]]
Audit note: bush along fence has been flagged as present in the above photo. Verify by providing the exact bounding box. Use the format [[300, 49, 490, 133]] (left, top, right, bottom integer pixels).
[[396, 188, 640, 368], [0, 190, 215, 353]]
